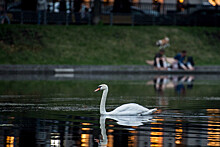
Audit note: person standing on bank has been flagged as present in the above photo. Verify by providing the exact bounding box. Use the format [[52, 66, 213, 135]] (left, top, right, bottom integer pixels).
[[37, 0, 47, 24], [0, 1, 10, 24], [154, 49, 168, 70]]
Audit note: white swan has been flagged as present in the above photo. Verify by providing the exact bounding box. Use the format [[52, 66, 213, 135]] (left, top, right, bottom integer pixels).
[[94, 84, 157, 115], [104, 115, 154, 126]]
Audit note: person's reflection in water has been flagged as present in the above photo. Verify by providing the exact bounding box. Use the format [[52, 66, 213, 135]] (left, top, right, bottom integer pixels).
[[173, 76, 186, 95], [186, 76, 194, 89], [153, 76, 169, 96], [148, 75, 195, 97], [152, 76, 172, 107], [172, 76, 194, 95]]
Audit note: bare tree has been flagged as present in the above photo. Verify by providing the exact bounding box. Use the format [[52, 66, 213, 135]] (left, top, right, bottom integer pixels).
[[112, 0, 131, 13]]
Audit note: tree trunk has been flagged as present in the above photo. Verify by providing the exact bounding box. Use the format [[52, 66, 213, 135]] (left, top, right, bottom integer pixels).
[[93, 0, 101, 24]]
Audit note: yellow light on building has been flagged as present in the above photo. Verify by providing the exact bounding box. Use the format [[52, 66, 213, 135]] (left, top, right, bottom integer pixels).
[[102, 0, 114, 3], [209, 0, 216, 6], [179, 0, 184, 3], [209, 0, 220, 6]]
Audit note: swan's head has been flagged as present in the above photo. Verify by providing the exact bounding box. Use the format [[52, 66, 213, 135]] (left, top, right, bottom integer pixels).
[[94, 84, 108, 92]]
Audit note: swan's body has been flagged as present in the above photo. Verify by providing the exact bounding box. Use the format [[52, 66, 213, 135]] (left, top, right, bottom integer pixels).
[[106, 103, 156, 115], [95, 84, 157, 116]]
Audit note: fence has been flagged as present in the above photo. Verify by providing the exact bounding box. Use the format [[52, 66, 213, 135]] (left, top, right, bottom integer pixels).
[[3, 2, 220, 26]]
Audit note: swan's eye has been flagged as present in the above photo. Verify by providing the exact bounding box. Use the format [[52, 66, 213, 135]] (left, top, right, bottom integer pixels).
[[98, 86, 102, 88]]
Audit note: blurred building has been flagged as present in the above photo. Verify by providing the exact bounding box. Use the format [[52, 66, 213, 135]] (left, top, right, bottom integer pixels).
[[98, 0, 220, 5], [138, 0, 219, 5]]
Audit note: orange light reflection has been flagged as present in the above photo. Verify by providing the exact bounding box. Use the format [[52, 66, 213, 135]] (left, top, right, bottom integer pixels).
[[150, 118, 163, 147], [207, 109, 220, 147], [128, 129, 137, 147], [81, 123, 92, 147], [175, 120, 183, 145], [6, 136, 14, 147], [82, 123, 92, 131], [81, 134, 90, 147]]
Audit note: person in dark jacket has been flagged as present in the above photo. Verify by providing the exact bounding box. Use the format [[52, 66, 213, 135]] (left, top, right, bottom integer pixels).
[[174, 50, 194, 70]]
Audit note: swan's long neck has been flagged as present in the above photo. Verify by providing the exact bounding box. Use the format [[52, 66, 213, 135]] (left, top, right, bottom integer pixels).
[[100, 88, 108, 115]]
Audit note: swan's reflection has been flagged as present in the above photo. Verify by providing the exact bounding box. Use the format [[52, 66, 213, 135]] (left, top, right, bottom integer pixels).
[[95, 115, 154, 146]]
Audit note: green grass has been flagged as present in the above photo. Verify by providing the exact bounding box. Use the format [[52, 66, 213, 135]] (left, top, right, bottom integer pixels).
[[0, 25, 220, 65]]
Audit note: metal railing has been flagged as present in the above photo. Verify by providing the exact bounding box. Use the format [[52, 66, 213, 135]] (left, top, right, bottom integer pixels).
[[3, 2, 220, 26]]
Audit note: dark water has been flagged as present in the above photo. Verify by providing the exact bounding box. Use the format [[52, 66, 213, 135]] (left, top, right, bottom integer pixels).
[[0, 74, 220, 147]]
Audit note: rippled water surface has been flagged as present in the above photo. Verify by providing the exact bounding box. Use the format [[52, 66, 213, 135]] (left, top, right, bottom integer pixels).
[[0, 74, 220, 147]]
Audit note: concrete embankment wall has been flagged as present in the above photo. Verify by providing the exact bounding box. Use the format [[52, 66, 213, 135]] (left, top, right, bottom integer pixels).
[[0, 65, 220, 74]]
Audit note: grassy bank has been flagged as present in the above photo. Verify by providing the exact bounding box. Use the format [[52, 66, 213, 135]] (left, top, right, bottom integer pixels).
[[0, 25, 220, 65]]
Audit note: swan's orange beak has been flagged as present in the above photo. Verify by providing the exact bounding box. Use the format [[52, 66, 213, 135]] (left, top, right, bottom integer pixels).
[[94, 88, 100, 92]]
